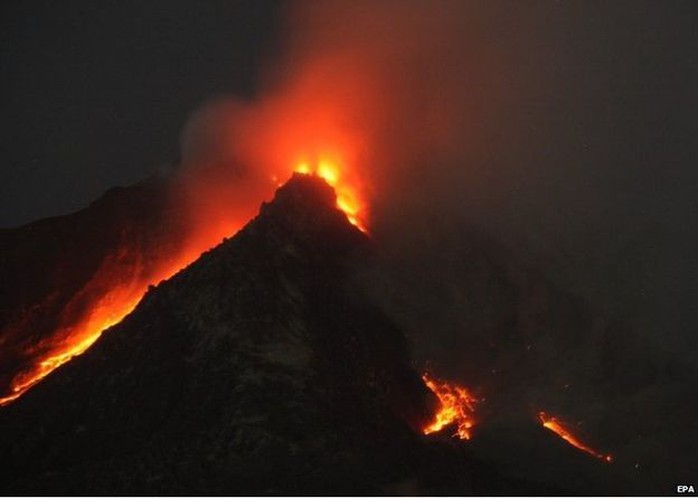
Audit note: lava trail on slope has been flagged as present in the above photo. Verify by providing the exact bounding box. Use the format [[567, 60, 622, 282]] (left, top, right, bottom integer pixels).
[[0, 175, 573, 495]]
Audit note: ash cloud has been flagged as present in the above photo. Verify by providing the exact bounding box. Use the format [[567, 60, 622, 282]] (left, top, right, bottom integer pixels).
[[179, 1, 698, 491]]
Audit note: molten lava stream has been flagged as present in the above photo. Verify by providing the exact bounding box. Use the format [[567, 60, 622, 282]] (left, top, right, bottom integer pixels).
[[0, 167, 367, 407], [422, 372, 477, 440], [538, 411, 612, 463], [0, 293, 142, 406], [0, 248, 208, 407]]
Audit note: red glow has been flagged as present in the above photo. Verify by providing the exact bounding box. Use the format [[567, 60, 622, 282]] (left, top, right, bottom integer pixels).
[[0, 242, 218, 406], [422, 372, 477, 440], [293, 157, 367, 231], [538, 411, 613, 463], [0, 154, 366, 406]]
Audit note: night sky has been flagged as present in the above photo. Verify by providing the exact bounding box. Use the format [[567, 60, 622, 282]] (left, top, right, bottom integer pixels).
[[1, 0, 281, 227]]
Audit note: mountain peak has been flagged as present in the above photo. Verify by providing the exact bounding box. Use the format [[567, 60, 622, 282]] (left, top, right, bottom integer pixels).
[[0, 172, 432, 494], [267, 172, 338, 214], [256, 172, 362, 241]]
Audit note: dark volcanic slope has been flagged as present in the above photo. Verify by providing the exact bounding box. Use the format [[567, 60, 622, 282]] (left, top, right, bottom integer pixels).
[[0, 174, 186, 394], [0, 175, 444, 494]]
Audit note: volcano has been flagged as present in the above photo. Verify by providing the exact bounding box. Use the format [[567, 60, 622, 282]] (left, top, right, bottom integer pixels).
[[0, 174, 566, 495]]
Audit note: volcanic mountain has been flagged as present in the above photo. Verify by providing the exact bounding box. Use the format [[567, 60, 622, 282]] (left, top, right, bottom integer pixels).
[[0, 174, 562, 495], [3, 171, 695, 495]]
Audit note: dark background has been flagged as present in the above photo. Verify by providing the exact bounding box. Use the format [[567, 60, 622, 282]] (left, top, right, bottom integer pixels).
[[1, 0, 281, 227]]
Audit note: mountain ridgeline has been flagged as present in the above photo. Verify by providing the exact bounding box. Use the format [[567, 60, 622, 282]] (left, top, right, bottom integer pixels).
[[1, 175, 539, 494]]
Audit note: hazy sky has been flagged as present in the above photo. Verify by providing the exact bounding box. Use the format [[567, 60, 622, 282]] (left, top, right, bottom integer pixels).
[[2, 1, 696, 233], [2, 2, 697, 353], [1, 0, 281, 227]]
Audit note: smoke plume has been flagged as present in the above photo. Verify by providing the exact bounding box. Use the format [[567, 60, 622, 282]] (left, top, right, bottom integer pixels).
[[177, 1, 697, 491]]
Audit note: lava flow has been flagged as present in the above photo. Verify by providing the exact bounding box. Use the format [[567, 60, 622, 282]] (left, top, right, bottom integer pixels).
[[538, 411, 612, 463], [0, 162, 366, 407], [422, 372, 477, 440], [0, 245, 212, 406]]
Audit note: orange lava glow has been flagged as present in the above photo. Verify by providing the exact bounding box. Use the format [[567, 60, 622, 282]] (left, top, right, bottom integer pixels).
[[0, 244, 215, 406], [0, 302, 139, 406], [538, 411, 612, 463], [293, 157, 367, 232], [422, 372, 477, 440], [0, 157, 367, 407]]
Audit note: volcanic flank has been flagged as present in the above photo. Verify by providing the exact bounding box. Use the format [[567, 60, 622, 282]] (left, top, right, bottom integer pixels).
[[0, 175, 541, 494], [0, 176, 190, 404]]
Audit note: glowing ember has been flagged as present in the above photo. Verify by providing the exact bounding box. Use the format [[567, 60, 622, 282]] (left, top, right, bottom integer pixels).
[[538, 411, 612, 463], [293, 158, 367, 232], [422, 372, 477, 440]]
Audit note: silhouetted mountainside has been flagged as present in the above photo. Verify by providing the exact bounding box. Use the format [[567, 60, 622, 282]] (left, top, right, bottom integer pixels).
[[2, 174, 688, 494], [1, 175, 542, 495], [0, 175, 186, 394], [367, 206, 698, 494]]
